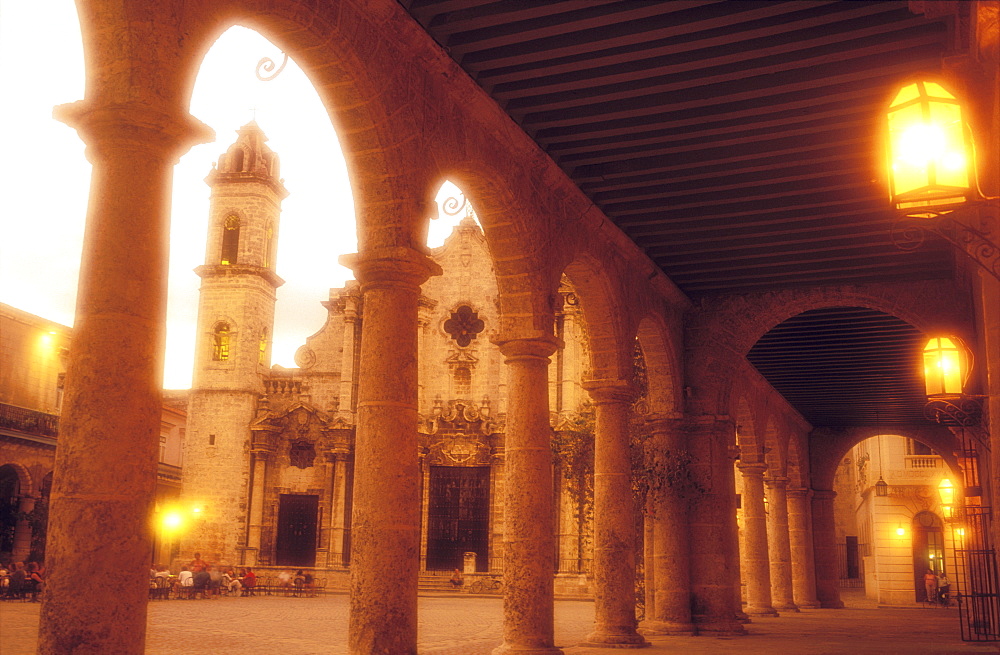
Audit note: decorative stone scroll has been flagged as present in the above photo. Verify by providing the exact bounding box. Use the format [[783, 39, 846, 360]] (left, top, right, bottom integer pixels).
[[426, 401, 493, 466]]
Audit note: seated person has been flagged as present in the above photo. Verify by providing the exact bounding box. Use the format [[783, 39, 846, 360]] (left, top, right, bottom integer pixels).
[[175, 567, 193, 598], [450, 568, 463, 587]]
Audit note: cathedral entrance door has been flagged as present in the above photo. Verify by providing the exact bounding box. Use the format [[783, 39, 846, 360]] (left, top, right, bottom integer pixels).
[[275, 494, 318, 567], [426, 466, 489, 571]]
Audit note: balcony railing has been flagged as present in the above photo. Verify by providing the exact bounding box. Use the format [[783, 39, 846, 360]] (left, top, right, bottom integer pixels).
[[906, 456, 941, 469], [0, 402, 59, 437]]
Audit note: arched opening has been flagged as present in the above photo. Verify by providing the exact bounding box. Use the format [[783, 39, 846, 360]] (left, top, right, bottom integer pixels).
[[832, 433, 958, 605], [219, 214, 240, 265], [211, 323, 231, 361]]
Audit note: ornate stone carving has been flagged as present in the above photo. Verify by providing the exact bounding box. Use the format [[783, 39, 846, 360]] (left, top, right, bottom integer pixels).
[[425, 401, 493, 466], [444, 305, 485, 347]]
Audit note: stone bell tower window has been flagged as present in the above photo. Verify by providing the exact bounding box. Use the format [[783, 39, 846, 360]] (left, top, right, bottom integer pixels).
[[258, 329, 268, 365], [444, 305, 485, 347], [212, 323, 231, 361], [220, 215, 240, 265]]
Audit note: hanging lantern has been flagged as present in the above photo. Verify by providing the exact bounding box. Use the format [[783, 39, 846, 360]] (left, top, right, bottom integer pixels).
[[922, 336, 971, 397], [886, 80, 974, 217], [875, 476, 889, 497]]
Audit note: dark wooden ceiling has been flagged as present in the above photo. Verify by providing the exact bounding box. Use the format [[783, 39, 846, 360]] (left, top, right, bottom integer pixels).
[[401, 0, 963, 430]]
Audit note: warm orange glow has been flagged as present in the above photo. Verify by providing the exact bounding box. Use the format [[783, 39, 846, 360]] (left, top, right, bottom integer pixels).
[[896, 526, 906, 536], [938, 478, 955, 506], [886, 80, 972, 216], [923, 337, 968, 396]]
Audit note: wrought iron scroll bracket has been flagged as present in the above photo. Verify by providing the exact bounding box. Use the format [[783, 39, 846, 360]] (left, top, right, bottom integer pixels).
[[892, 203, 1000, 281], [256, 53, 289, 82]]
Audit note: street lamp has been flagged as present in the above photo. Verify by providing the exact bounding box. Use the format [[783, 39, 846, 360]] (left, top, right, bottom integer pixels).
[[939, 478, 955, 519], [885, 79, 1000, 279], [921, 336, 983, 426], [886, 80, 974, 218]]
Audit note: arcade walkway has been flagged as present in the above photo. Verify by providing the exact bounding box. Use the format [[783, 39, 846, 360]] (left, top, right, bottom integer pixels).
[[1, 591, 996, 654]]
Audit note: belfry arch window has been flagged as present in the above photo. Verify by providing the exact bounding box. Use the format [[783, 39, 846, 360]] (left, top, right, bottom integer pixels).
[[220, 215, 240, 265], [258, 329, 268, 365], [263, 223, 274, 268], [213, 323, 231, 361]]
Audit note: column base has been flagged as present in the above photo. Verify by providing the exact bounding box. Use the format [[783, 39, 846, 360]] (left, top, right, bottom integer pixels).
[[639, 620, 696, 636], [491, 644, 563, 655], [774, 602, 800, 612], [745, 605, 779, 617], [819, 600, 845, 609], [796, 600, 822, 609], [734, 608, 752, 623]]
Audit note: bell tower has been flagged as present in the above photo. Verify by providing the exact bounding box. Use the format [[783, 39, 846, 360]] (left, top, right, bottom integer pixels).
[[180, 122, 288, 565]]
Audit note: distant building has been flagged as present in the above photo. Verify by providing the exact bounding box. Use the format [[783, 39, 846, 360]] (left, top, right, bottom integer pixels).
[[0, 303, 185, 565]]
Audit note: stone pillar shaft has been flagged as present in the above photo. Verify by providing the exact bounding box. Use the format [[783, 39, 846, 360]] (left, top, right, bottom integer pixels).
[[787, 488, 820, 608], [38, 102, 211, 655], [344, 247, 441, 655], [493, 336, 563, 655], [12, 496, 35, 562], [687, 418, 744, 634], [329, 454, 349, 568], [764, 477, 798, 611], [584, 381, 647, 647], [739, 463, 777, 616], [246, 450, 270, 564], [812, 489, 844, 608], [644, 418, 695, 635]]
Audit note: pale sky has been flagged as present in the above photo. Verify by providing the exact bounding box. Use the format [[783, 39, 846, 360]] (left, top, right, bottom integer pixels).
[[0, 1, 465, 389]]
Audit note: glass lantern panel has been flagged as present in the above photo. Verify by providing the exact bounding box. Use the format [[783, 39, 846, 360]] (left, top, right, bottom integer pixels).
[[890, 82, 921, 108], [923, 337, 963, 396], [923, 81, 957, 100], [889, 102, 932, 196], [928, 102, 970, 189]]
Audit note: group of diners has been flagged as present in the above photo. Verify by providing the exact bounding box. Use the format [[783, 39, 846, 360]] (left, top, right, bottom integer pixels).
[[150, 553, 318, 599], [0, 559, 45, 601]]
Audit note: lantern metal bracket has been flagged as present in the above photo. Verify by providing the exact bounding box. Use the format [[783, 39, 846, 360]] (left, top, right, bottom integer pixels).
[[924, 394, 986, 426], [892, 202, 1000, 281]]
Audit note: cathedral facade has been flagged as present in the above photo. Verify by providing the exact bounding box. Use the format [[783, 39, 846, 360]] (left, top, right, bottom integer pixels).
[[177, 124, 594, 585]]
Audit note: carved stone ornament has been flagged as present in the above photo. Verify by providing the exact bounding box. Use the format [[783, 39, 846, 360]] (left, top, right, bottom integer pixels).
[[426, 401, 492, 466], [444, 305, 485, 347], [289, 440, 316, 469]]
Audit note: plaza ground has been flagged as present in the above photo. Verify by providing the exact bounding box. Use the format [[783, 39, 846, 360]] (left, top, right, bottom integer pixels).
[[2, 590, 998, 654]]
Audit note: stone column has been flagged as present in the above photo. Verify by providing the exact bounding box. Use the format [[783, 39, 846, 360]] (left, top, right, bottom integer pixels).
[[764, 477, 798, 611], [342, 247, 441, 655], [338, 293, 360, 422], [38, 102, 211, 655], [245, 439, 274, 565], [687, 417, 745, 634], [11, 496, 36, 562], [581, 380, 647, 648], [787, 488, 820, 608], [641, 416, 695, 635], [326, 452, 348, 568], [738, 463, 777, 616], [492, 335, 563, 655], [811, 489, 844, 608]]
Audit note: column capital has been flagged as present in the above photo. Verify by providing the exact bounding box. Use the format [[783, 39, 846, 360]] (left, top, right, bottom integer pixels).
[[764, 476, 790, 489], [737, 461, 768, 477], [787, 487, 813, 500], [340, 247, 443, 290], [582, 378, 637, 404], [53, 100, 214, 164], [492, 333, 562, 361]]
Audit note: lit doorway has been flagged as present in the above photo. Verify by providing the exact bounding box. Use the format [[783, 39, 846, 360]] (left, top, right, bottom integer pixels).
[[912, 510, 945, 602]]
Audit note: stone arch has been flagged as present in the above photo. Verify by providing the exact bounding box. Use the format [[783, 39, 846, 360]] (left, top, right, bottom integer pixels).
[[735, 396, 758, 460], [762, 418, 786, 478], [0, 462, 34, 497], [562, 254, 633, 383], [425, 173, 560, 340], [809, 425, 962, 491], [635, 315, 682, 416], [787, 435, 808, 490]]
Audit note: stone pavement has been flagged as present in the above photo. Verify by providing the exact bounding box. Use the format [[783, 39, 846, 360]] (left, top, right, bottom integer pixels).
[[2, 591, 999, 654]]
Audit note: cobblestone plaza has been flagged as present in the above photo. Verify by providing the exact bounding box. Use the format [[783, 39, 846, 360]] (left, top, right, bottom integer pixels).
[[2, 592, 998, 655]]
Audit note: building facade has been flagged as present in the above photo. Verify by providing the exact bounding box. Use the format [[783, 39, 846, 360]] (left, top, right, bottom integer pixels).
[[177, 126, 597, 587]]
